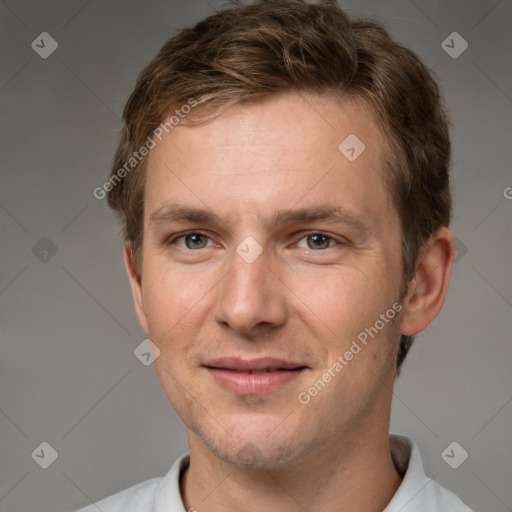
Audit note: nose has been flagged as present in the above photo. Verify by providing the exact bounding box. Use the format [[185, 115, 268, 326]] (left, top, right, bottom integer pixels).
[[213, 244, 287, 337]]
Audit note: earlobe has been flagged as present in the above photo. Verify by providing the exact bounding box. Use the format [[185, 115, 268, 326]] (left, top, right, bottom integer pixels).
[[399, 227, 455, 336], [124, 243, 149, 334]]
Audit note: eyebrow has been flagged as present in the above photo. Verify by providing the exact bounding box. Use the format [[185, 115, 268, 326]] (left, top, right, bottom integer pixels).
[[149, 203, 371, 233]]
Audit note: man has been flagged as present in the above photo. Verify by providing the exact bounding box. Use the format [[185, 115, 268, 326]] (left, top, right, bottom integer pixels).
[[80, 1, 473, 510]]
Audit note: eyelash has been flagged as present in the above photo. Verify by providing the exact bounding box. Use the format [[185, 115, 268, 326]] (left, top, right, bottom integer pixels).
[[166, 231, 345, 251]]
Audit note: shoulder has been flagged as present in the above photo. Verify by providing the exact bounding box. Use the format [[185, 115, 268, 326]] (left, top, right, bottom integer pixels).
[[423, 479, 475, 512], [72, 477, 161, 512], [71, 453, 190, 512]]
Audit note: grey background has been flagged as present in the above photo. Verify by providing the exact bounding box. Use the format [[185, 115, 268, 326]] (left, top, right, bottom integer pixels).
[[0, 0, 511, 511]]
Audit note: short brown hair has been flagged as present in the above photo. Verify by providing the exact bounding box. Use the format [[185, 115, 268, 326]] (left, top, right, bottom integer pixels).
[[106, 0, 451, 374]]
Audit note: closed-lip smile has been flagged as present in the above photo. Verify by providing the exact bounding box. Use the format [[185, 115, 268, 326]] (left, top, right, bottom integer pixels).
[[203, 357, 308, 394]]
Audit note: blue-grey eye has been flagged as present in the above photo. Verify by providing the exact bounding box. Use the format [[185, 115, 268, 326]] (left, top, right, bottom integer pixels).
[[175, 233, 212, 249], [297, 234, 336, 250]]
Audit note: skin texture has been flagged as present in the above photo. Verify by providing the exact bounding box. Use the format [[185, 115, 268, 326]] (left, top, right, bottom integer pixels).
[[125, 93, 455, 511]]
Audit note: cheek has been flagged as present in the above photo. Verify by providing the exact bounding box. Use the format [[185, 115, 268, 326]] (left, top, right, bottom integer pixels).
[[141, 265, 198, 340], [288, 264, 391, 342]]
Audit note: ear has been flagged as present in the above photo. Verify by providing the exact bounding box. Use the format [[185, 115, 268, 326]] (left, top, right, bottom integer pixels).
[[124, 242, 149, 334], [399, 227, 455, 336]]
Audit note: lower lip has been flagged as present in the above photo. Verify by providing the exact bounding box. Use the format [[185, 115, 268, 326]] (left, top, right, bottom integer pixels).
[[206, 368, 305, 394]]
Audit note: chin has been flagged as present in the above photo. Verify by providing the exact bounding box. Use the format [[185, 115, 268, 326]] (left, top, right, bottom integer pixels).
[[211, 439, 302, 468], [193, 417, 317, 469]]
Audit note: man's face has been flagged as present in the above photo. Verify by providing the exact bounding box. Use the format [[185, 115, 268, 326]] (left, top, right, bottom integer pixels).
[[132, 93, 405, 466]]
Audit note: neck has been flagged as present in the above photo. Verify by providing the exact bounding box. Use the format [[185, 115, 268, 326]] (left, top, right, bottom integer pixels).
[[182, 433, 401, 512]]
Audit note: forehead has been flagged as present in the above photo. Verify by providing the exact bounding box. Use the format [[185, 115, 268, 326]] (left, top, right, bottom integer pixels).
[[144, 93, 392, 227], [155, 94, 382, 167]]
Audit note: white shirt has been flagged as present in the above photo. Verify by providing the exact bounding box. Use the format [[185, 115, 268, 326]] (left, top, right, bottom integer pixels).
[[73, 433, 474, 511]]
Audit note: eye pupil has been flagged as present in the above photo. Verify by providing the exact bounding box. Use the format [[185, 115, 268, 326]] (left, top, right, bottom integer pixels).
[[307, 234, 329, 250], [186, 234, 208, 249]]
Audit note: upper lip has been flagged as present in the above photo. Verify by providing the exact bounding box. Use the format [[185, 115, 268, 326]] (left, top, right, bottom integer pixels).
[[204, 357, 307, 372]]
